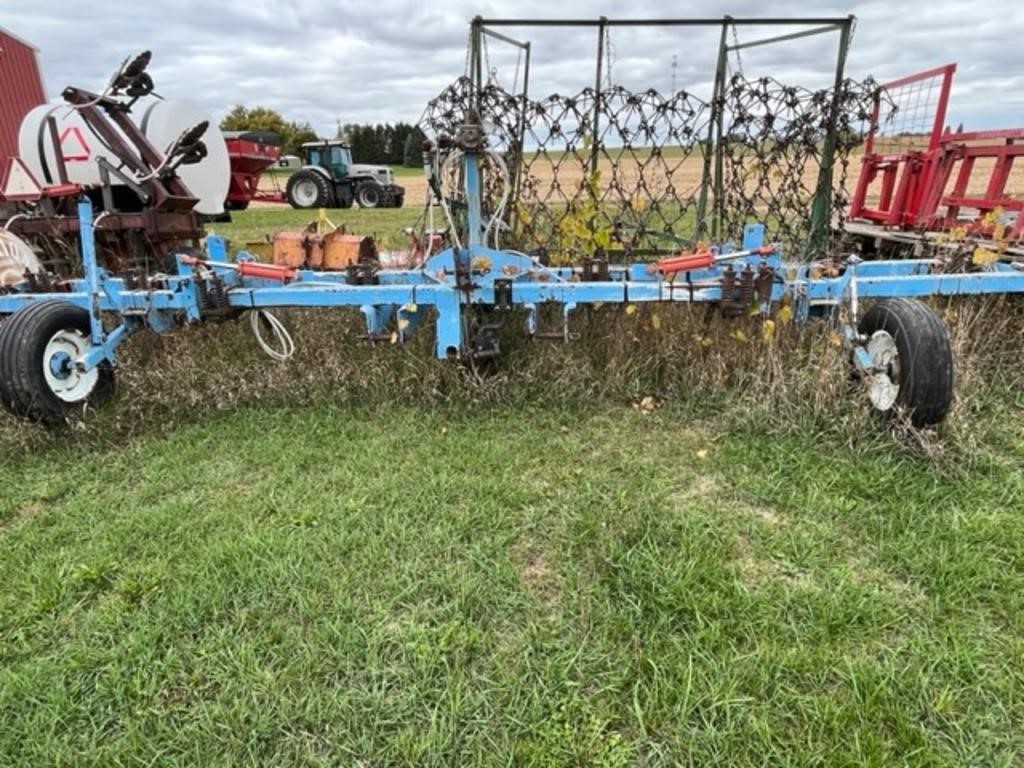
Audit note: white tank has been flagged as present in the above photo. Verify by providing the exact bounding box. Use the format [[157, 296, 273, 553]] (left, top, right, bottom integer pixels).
[[17, 98, 229, 215]]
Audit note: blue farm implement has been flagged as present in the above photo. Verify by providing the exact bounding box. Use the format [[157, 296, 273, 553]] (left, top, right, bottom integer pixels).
[[0, 18, 1021, 428]]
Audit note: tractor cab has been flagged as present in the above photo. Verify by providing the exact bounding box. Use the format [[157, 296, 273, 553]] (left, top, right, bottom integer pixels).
[[302, 141, 352, 182]]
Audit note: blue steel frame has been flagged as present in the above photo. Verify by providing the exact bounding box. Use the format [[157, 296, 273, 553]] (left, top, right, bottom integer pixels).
[[2, 145, 1024, 377]]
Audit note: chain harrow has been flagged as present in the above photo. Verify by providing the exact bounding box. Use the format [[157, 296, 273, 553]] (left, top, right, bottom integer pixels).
[[420, 74, 884, 261]]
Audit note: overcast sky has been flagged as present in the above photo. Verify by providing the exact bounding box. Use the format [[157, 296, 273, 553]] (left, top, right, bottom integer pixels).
[[5, 0, 1021, 136]]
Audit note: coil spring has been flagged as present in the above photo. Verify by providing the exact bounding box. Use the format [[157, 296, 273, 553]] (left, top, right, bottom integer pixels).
[[738, 265, 755, 308], [720, 265, 736, 301], [196, 273, 232, 317], [755, 265, 774, 304]]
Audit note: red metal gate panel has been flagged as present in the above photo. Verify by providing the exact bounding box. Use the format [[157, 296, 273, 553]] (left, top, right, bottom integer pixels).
[[849, 63, 1022, 239], [848, 64, 956, 228]]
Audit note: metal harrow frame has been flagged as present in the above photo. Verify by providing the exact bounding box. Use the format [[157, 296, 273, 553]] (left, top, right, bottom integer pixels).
[[1, 13, 1023, 429], [1, 119, 1024, 427]]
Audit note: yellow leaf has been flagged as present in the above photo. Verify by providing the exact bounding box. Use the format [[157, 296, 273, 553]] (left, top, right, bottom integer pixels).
[[761, 319, 776, 343], [403, 303, 418, 313], [699, 336, 713, 348], [398, 318, 410, 331], [625, 304, 637, 315], [972, 246, 999, 266], [651, 314, 662, 330], [389, 332, 398, 345], [778, 304, 793, 326], [695, 448, 709, 459], [731, 329, 748, 343]]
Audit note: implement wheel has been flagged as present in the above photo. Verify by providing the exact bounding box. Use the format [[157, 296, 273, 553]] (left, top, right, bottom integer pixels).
[[0, 301, 115, 425], [857, 298, 953, 428]]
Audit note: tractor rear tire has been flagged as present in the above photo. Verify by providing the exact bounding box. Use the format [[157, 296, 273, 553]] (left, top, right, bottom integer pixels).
[[0, 301, 115, 425], [287, 171, 332, 209], [356, 182, 385, 209], [857, 298, 953, 428], [391, 192, 405, 209]]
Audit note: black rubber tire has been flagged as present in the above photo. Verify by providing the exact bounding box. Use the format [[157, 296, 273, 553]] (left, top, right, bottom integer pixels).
[[286, 170, 332, 209], [225, 199, 250, 211], [0, 301, 115, 425], [355, 182, 385, 209], [858, 298, 953, 427], [391, 192, 405, 209]]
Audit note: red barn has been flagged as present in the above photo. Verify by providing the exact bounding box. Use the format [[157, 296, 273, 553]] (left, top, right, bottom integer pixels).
[[0, 27, 46, 162]]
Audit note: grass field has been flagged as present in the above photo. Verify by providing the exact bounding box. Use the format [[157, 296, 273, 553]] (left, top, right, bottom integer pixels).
[[2, 395, 1023, 765], [2, 206, 1024, 765]]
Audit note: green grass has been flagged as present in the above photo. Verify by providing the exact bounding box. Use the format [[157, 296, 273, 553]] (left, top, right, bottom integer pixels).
[[1, 397, 1023, 765], [391, 164, 426, 178]]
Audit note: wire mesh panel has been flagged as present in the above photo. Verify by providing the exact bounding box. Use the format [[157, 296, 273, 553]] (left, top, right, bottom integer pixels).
[[719, 75, 879, 257]]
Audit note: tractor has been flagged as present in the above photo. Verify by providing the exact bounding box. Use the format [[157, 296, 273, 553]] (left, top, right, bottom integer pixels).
[[285, 140, 404, 210]]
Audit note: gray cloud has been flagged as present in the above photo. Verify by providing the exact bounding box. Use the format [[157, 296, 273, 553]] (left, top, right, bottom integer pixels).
[[5, 0, 1022, 134]]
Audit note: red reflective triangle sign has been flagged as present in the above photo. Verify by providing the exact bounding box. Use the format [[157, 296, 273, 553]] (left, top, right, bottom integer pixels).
[[1, 157, 42, 201], [59, 126, 91, 162]]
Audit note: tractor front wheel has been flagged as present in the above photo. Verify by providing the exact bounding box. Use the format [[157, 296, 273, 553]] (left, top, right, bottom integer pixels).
[[356, 182, 385, 209], [0, 301, 115, 425], [857, 298, 953, 427]]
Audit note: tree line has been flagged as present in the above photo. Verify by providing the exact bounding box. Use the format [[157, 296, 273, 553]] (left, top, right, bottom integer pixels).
[[220, 105, 426, 166], [336, 123, 427, 167], [219, 105, 319, 156]]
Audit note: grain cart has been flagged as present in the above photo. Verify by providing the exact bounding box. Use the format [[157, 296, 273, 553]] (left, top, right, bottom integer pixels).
[[285, 140, 405, 210], [223, 130, 282, 210], [1, 19, 1023, 430]]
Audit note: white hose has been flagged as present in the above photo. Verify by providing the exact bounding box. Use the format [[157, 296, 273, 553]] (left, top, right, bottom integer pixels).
[[439, 146, 512, 249], [482, 148, 511, 248], [250, 310, 295, 362], [438, 149, 465, 250]]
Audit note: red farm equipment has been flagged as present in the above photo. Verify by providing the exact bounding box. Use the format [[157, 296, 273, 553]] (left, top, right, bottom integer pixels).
[[847, 63, 1023, 256], [224, 130, 285, 209]]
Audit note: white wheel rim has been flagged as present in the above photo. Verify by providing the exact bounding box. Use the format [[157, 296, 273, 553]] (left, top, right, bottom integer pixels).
[[42, 328, 99, 403], [866, 330, 900, 411], [293, 179, 317, 206]]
